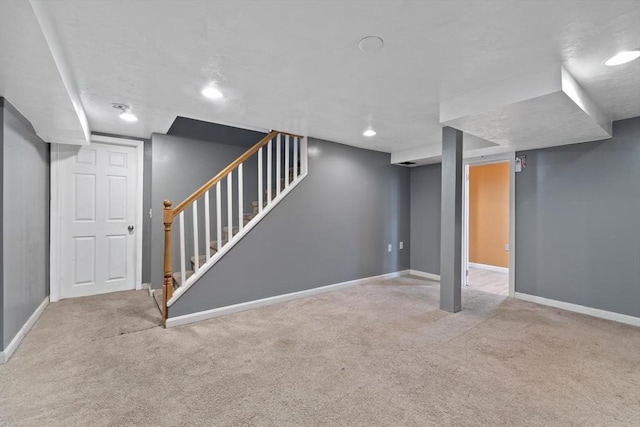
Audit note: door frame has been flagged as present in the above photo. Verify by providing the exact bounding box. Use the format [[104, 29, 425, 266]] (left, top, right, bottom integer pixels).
[[50, 135, 144, 302], [462, 153, 515, 297]]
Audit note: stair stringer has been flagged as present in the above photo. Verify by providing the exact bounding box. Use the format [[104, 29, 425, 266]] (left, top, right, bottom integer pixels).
[[166, 170, 308, 307]]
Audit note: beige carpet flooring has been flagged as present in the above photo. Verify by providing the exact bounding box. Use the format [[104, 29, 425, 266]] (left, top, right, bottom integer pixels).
[[1, 276, 639, 426]]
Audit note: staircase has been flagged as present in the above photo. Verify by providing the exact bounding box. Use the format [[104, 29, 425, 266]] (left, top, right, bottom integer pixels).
[[155, 131, 307, 326]]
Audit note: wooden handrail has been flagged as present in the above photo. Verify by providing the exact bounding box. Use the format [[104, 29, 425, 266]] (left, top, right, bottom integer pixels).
[[171, 130, 304, 217]]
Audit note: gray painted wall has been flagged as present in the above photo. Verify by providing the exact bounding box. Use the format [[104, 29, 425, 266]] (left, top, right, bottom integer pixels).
[[151, 133, 260, 289], [1, 98, 50, 350], [167, 117, 267, 148], [410, 164, 441, 275], [170, 137, 410, 317], [515, 117, 640, 317]]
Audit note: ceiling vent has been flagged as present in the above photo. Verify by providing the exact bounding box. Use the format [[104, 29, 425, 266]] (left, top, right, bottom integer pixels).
[[399, 161, 416, 166]]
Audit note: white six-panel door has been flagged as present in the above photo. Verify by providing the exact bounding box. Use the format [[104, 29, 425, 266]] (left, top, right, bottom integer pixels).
[[59, 142, 138, 298]]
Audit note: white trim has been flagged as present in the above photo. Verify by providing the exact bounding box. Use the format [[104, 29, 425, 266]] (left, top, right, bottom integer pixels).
[[408, 269, 441, 281], [468, 262, 509, 274], [514, 292, 640, 327], [462, 164, 469, 286], [0, 297, 49, 364], [166, 270, 408, 328], [508, 155, 516, 298], [50, 136, 144, 301], [50, 145, 62, 302], [141, 282, 152, 295], [167, 171, 309, 307]]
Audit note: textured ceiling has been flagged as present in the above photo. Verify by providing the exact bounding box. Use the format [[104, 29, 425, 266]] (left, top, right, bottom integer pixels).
[[0, 0, 87, 144], [1, 0, 639, 159]]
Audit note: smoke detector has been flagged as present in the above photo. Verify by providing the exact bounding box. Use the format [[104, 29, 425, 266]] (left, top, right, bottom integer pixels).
[[358, 36, 384, 53], [112, 103, 138, 122]]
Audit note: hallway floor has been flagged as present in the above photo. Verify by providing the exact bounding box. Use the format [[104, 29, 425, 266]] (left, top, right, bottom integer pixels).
[[1, 277, 638, 426], [467, 267, 509, 295]]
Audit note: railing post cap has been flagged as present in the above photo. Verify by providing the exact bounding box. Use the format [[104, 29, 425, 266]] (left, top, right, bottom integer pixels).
[[164, 200, 172, 208]]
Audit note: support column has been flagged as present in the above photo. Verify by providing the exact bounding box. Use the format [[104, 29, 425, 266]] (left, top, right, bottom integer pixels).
[[440, 127, 463, 313]]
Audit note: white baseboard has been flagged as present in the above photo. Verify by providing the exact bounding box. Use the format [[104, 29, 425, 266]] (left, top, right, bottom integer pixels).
[[408, 269, 441, 281], [468, 262, 509, 274], [166, 270, 409, 328], [514, 292, 640, 327], [0, 296, 49, 364], [140, 282, 153, 296]]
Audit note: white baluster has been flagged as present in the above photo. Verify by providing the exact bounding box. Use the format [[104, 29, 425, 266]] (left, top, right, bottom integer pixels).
[[216, 182, 222, 251], [192, 200, 199, 272], [258, 147, 263, 213], [204, 190, 210, 263], [179, 212, 186, 286], [293, 136, 298, 180], [285, 135, 290, 188], [267, 139, 272, 204], [276, 134, 282, 196], [238, 163, 244, 231], [227, 171, 233, 241]]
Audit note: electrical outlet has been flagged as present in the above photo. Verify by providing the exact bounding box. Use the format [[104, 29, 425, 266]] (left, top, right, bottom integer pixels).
[[505, 243, 510, 251], [399, 241, 404, 250], [388, 244, 392, 252]]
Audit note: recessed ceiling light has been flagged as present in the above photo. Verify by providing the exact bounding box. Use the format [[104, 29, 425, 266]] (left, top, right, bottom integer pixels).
[[604, 50, 640, 66], [202, 86, 223, 99], [119, 112, 138, 122], [358, 36, 384, 53], [112, 103, 138, 122], [363, 129, 376, 137]]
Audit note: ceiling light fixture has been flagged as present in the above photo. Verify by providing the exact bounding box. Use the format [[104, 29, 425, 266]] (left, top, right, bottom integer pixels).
[[202, 86, 223, 99], [604, 50, 640, 66], [363, 129, 376, 137], [112, 103, 138, 122], [358, 36, 384, 53]]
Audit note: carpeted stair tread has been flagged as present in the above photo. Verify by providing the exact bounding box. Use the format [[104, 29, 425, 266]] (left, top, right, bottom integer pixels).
[[190, 249, 216, 267], [210, 240, 229, 250], [172, 270, 194, 287]]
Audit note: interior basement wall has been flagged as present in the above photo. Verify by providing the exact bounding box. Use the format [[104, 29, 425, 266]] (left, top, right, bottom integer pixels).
[[169, 137, 410, 317], [515, 117, 640, 318], [1, 98, 50, 350], [409, 163, 441, 275]]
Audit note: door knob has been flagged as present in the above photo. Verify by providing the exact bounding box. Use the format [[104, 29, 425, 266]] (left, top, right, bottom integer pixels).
[[128, 225, 134, 232]]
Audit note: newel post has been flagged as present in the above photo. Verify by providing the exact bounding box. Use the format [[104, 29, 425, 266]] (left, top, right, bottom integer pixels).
[[162, 200, 173, 326]]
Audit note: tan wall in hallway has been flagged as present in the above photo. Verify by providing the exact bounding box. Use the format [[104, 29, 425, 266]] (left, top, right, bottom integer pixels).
[[469, 162, 509, 268]]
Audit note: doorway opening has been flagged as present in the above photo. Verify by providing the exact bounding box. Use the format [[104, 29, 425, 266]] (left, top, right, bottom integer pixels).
[[462, 159, 513, 296]]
